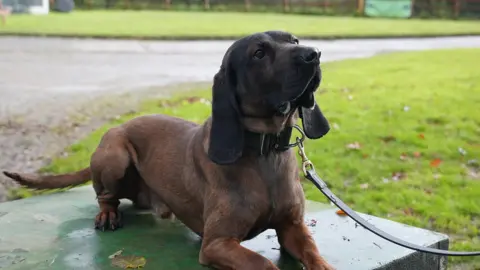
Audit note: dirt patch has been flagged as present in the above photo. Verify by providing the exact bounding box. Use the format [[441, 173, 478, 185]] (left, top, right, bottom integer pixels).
[[0, 82, 210, 202]]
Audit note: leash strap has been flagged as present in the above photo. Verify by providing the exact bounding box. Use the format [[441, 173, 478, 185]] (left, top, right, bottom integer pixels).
[[294, 134, 480, 257]]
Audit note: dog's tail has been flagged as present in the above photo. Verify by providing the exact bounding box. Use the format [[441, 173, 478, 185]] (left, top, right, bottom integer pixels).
[[2, 167, 91, 190]]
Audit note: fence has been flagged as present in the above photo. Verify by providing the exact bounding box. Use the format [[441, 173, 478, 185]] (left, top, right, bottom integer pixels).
[[74, 0, 480, 19]]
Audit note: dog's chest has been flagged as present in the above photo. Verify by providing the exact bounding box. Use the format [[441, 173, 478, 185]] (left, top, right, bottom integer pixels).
[[241, 164, 303, 240]]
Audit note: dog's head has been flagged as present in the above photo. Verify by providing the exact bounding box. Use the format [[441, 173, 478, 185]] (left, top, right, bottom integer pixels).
[[208, 31, 330, 165]]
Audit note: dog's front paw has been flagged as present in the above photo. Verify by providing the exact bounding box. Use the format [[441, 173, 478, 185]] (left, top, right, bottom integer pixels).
[[94, 210, 123, 231]]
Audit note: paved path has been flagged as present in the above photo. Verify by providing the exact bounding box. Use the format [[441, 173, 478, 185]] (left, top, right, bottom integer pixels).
[[1, 36, 480, 120], [1, 36, 480, 201]]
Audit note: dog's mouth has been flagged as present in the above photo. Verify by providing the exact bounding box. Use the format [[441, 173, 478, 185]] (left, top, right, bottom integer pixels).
[[276, 66, 321, 115]]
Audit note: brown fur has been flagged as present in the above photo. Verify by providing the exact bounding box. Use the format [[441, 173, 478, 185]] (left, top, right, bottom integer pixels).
[[3, 31, 333, 270]]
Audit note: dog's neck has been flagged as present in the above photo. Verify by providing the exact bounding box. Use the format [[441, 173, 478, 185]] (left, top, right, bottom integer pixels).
[[241, 108, 298, 156], [243, 127, 293, 156]]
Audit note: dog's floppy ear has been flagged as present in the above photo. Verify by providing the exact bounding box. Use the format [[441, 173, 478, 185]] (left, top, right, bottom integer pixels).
[[299, 104, 330, 139], [207, 64, 244, 165], [297, 71, 330, 139]]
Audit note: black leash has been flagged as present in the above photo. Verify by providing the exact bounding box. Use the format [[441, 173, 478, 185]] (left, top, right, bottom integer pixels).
[[292, 125, 480, 257]]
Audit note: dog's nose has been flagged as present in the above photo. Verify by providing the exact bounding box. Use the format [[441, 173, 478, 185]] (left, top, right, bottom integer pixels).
[[299, 47, 321, 64]]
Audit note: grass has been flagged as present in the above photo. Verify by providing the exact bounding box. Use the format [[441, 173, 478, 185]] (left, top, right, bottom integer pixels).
[[20, 48, 480, 267], [1, 10, 480, 39]]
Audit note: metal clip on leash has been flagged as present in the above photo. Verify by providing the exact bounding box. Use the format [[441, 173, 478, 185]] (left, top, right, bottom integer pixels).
[[293, 126, 480, 257], [297, 137, 314, 177]]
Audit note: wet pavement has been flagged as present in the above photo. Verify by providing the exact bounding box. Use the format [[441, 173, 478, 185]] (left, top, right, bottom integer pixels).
[[1, 36, 480, 121], [0, 35, 480, 201]]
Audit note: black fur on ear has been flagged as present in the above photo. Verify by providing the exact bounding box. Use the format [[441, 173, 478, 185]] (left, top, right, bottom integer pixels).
[[298, 92, 330, 139], [207, 64, 244, 165]]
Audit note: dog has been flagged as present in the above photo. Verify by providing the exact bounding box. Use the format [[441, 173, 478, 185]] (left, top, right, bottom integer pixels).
[[3, 30, 333, 270]]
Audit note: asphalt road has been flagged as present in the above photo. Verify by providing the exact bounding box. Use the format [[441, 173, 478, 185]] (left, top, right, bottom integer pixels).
[[0, 36, 480, 201]]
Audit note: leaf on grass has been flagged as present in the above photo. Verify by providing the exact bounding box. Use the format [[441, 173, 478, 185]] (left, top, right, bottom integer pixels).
[[418, 133, 425, 139], [199, 98, 211, 106], [185, 97, 201, 104], [336, 209, 347, 216], [399, 153, 408, 161], [359, 183, 369, 189], [403, 208, 414, 216], [392, 172, 406, 181], [380, 135, 396, 143], [413, 152, 421, 158], [467, 159, 479, 168], [111, 255, 147, 269], [430, 158, 442, 168], [458, 147, 467, 156], [346, 142, 361, 150]]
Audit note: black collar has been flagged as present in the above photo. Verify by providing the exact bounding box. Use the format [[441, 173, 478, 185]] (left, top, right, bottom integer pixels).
[[244, 127, 293, 156]]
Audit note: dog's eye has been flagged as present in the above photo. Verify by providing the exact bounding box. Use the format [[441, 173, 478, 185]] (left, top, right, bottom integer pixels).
[[253, 49, 265, 60]]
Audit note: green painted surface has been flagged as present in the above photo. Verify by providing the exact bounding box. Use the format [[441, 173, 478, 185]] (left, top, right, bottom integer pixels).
[[0, 186, 449, 270]]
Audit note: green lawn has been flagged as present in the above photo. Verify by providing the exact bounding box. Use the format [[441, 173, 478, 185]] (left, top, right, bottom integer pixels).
[[1, 10, 480, 39], [16, 48, 480, 267]]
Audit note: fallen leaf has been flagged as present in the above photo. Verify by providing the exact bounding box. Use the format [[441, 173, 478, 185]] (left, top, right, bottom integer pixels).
[[466, 160, 480, 180], [346, 142, 361, 150], [399, 153, 408, 161], [392, 172, 406, 181], [336, 209, 347, 216], [359, 183, 369, 189], [424, 188, 433, 195], [380, 135, 396, 143], [467, 169, 479, 179], [111, 255, 147, 269], [430, 158, 442, 168], [418, 133, 425, 139], [413, 152, 421, 158], [199, 98, 211, 105], [458, 147, 467, 156], [306, 219, 317, 227], [362, 154, 369, 159], [403, 208, 414, 216], [109, 249, 124, 259], [186, 97, 201, 103], [467, 159, 479, 168]]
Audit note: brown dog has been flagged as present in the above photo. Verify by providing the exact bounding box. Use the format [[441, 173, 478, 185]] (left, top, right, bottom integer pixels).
[[4, 31, 333, 270]]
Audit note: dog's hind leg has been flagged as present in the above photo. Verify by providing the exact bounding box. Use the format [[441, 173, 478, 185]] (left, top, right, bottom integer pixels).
[[90, 129, 132, 232]]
